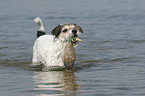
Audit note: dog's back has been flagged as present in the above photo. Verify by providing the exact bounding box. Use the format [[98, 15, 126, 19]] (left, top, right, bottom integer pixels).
[[32, 17, 65, 67], [32, 35, 65, 66]]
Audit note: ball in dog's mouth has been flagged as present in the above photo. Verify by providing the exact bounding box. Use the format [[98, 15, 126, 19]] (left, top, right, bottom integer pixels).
[[68, 37, 82, 43], [72, 37, 82, 42]]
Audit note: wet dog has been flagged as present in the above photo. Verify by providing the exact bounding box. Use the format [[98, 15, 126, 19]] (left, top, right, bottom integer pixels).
[[32, 17, 83, 69]]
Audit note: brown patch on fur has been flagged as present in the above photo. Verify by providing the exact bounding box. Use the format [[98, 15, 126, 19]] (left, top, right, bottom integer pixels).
[[64, 43, 75, 69], [74, 24, 83, 33]]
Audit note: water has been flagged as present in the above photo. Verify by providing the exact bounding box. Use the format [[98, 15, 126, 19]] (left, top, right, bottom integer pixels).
[[0, 0, 145, 96]]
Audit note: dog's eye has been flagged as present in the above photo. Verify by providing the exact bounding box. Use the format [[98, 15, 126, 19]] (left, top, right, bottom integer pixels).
[[63, 29, 68, 33]]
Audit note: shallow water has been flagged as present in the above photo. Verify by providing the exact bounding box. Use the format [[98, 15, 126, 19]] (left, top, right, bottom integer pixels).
[[1, 0, 145, 96]]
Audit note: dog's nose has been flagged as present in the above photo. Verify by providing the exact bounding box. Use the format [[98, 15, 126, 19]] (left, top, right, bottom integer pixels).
[[72, 29, 77, 34]]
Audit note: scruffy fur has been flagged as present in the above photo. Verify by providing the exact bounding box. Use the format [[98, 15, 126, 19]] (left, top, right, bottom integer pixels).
[[32, 17, 83, 69]]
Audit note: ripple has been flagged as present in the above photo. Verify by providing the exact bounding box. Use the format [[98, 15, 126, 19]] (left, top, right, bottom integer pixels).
[[113, 87, 131, 91], [42, 66, 65, 71], [110, 56, 136, 62], [0, 58, 31, 70], [45, 16, 79, 20], [130, 39, 145, 43], [0, 47, 9, 49]]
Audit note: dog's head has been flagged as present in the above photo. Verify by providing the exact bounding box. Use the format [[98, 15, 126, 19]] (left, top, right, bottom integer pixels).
[[51, 23, 83, 46]]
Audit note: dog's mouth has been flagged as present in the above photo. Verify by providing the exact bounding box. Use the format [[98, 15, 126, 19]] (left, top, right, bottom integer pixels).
[[68, 36, 82, 43], [72, 37, 82, 43]]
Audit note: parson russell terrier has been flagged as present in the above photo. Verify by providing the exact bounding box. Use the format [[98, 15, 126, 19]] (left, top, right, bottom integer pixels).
[[32, 17, 83, 69]]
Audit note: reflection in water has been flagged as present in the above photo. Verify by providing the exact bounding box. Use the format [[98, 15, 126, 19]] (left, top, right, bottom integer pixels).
[[33, 70, 80, 96]]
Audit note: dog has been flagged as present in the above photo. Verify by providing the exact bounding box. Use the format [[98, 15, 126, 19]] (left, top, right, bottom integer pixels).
[[32, 17, 83, 69]]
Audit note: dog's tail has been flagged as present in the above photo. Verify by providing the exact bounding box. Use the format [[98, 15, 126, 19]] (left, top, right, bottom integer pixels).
[[34, 17, 46, 38]]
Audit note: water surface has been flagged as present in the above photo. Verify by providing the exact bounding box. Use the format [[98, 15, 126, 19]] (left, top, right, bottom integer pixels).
[[0, 0, 145, 96]]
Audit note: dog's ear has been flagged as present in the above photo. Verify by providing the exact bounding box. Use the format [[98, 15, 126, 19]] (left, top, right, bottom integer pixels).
[[51, 25, 61, 38], [74, 24, 83, 33]]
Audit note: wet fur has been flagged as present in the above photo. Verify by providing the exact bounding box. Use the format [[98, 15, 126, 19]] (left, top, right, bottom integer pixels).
[[32, 17, 83, 69]]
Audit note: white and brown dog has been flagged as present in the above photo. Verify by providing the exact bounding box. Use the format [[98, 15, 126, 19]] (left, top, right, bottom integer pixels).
[[32, 17, 83, 69]]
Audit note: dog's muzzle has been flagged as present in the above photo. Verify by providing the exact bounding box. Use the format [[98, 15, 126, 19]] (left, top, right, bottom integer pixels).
[[72, 29, 77, 34], [69, 29, 82, 43], [72, 29, 78, 37]]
